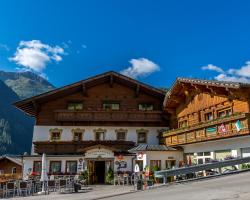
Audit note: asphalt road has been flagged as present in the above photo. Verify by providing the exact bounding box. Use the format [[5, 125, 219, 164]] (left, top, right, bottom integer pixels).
[[108, 172, 250, 200]]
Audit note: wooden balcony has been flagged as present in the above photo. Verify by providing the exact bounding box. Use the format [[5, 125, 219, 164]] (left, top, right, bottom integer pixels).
[[33, 140, 136, 155], [54, 110, 164, 122], [163, 113, 250, 146]]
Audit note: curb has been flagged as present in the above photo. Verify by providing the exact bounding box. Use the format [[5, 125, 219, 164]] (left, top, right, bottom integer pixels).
[[90, 190, 139, 200]]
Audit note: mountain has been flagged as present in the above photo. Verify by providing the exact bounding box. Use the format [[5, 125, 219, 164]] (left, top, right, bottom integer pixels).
[[0, 71, 55, 155], [0, 71, 55, 99]]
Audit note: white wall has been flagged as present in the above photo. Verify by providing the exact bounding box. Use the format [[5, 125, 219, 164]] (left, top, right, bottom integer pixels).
[[32, 126, 167, 153], [182, 135, 250, 159], [22, 156, 84, 178]]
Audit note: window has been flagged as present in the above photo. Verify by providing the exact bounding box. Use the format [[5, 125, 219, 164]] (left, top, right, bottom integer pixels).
[[135, 160, 143, 171], [138, 103, 154, 111], [66, 161, 77, 174], [95, 132, 105, 141], [103, 102, 120, 110], [217, 108, 232, 118], [50, 132, 61, 141], [49, 161, 61, 174], [137, 132, 147, 143], [33, 161, 42, 173], [73, 132, 82, 142], [178, 120, 188, 128], [67, 102, 83, 111], [117, 132, 126, 141], [205, 112, 213, 121], [150, 160, 161, 170], [12, 167, 17, 174], [165, 160, 176, 169]]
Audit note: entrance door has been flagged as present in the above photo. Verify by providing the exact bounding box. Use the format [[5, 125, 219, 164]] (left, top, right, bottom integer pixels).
[[95, 161, 105, 184]]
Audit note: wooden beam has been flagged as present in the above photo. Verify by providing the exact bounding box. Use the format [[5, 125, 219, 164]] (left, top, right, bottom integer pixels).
[[81, 82, 88, 96], [135, 84, 140, 97], [32, 100, 40, 112], [109, 75, 114, 88]]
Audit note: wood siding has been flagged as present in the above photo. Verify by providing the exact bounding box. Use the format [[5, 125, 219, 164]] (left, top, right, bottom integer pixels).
[[36, 82, 166, 126], [176, 93, 249, 128]]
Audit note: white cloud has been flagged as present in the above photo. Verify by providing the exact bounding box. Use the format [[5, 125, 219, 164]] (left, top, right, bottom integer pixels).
[[120, 58, 160, 79], [201, 61, 250, 83], [215, 74, 250, 83], [202, 64, 224, 73], [9, 40, 65, 74]]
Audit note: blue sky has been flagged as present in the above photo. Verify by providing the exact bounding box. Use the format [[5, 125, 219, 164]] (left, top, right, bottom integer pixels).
[[1, 0, 250, 88]]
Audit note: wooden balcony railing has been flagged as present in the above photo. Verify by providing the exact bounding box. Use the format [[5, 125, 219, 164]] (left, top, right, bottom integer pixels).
[[54, 110, 164, 122], [162, 113, 250, 146], [33, 140, 136, 154]]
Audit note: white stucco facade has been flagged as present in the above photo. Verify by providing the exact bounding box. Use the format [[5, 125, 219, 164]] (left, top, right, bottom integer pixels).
[[182, 135, 250, 163], [31, 125, 166, 154]]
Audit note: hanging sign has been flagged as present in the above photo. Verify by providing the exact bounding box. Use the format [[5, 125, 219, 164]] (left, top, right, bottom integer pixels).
[[134, 164, 140, 173], [137, 152, 144, 160], [85, 148, 114, 158], [235, 120, 243, 132]]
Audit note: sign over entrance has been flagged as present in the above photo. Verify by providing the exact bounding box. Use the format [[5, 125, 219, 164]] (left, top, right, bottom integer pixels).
[[85, 148, 114, 159]]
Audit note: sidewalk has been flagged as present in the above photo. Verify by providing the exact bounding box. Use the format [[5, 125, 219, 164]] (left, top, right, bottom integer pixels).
[[10, 185, 136, 200]]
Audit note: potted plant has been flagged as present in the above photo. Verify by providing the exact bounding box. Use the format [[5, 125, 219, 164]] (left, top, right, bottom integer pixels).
[[105, 167, 114, 184]]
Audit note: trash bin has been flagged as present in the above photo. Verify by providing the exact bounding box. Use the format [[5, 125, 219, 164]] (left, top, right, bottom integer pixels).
[[136, 180, 143, 190]]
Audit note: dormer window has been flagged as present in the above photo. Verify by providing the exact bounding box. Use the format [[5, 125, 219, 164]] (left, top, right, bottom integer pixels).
[[67, 102, 83, 111], [138, 103, 153, 111]]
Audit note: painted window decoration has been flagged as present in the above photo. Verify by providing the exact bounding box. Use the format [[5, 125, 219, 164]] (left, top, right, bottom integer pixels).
[[138, 103, 154, 111], [66, 161, 77, 174], [95, 132, 105, 141], [33, 161, 42, 173], [67, 102, 83, 111], [49, 128, 62, 142], [137, 132, 147, 143], [73, 132, 83, 141], [217, 108, 232, 118], [115, 129, 127, 141], [103, 102, 120, 110], [50, 161, 61, 174], [204, 112, 213, 121], [150, 160, 161, 170], [178, 120, 188, 128], [235, 120, 243, 132]]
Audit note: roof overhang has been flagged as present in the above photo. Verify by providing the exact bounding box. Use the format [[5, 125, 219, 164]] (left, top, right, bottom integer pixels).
[[14, 71, 166, 117], [164, 77, 250, 109]]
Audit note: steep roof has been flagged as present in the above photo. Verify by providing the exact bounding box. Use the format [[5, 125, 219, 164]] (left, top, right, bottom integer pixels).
[[0, 155, 22, 166], [14, 71, 166, 116], [164, 77, 250, 109]]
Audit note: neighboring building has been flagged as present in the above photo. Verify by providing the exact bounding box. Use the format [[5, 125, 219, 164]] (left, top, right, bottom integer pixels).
[[161, 78, 250, 164], [15, 71, 183, 184], [0, 155, 22, 178]]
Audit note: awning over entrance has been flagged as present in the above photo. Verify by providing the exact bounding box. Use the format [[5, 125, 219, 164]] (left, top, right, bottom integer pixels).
[[129, 144, 177, 152]]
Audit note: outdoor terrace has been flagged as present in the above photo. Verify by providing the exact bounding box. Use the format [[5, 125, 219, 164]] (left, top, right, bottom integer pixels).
[[54, 110, 165, 122]]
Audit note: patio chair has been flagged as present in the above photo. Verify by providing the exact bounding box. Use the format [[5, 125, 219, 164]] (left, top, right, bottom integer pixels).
[[123, 174, 129, 185], [47, 180, 56, 192], [18, 181, 29, 196], [5, 182, 16, 198], [58, 179, 67, 192]]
